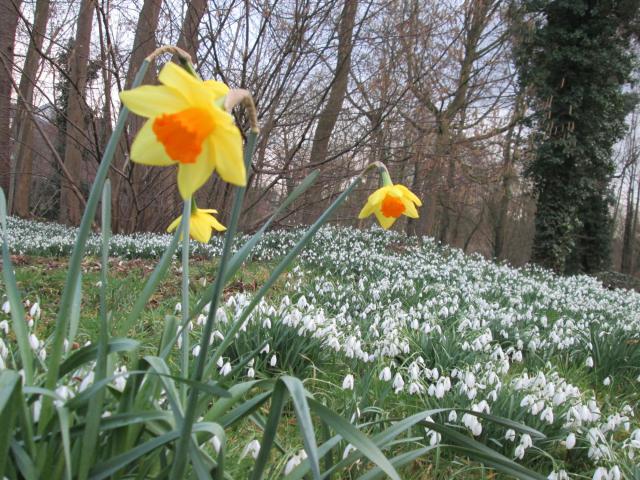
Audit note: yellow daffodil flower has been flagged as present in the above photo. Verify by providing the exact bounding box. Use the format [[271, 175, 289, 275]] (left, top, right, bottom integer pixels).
[[119, 62, 245, 199], [167, 207, 226, 244], [358, 183, 422, 229]]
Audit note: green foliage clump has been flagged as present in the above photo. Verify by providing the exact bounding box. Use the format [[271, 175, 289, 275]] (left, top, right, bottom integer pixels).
[[514, 0, 639, 274]]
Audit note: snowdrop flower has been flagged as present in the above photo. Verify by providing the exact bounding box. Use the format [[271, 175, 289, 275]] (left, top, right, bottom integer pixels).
[[565, 432, 576, 449], [2, 301, 10, 314], [284, 450, 307, 475], [260, 344, 270, 355], [192, 345, 201, 357], [342, 444, 356, 459], [603, 377, 611, 386], [505, 429, 516, 442], [586, 356, 594, 368], [342, 374, 355, 390], [379, 366, 392, 382], [514, 445, 525, 459], [28, 334, 39, 351], [269, 354, 277, 367], [210, 435, 222, 454], [392, 373, 404, 393], [592, 467, 608, 480], [448, 410, 457, 422], [247, 367, 255, 378], [29, 302, 41, 319], [174, 303, 182, 314], [0, 320, 9, 335], [220, 362, 232, 376], [241, 439, 261, 459], [548, 470, 568, 480]]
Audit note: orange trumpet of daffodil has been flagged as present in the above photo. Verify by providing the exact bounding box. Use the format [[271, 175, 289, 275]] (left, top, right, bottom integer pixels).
[[167, 207, 226, 244], [119, 62, 245, 199], [359, 182, 422, 230]]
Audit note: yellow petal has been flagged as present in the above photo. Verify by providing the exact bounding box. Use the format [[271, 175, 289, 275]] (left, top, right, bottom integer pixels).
[[190, 215, 211, 243], [199, 208, 219, 214], [119, 85, 188, 118], [209, 123, 245, 186], [203, 80, 230, 99], [131, 120, 174, 166], [402, 197, 419, 218], [205, 215, 226, 231], [368, 187, 389, 207], [374, 210, 396, 229], [397, 184, 422, 206], [158, 62, 212, 107], [358, 201, 375, 219], [167, 215, 182, 232], [176, 142, 215, 199]]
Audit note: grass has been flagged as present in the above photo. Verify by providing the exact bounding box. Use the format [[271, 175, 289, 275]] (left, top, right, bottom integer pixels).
[[2, 220, 639, 479]]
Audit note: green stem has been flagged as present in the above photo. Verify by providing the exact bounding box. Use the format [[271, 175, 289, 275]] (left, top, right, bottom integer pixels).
[[180, 198, 191, 401], [170, 131, 258, 479]]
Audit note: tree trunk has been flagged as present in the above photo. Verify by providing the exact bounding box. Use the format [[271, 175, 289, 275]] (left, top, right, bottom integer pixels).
[[11, 0, 51, 216], [0, 0, 22, 196], [302, 0, 358, 223], [621, 164, 636, 273], [59, 0, 95, 224], [110, 0, 162, 232], [176, 0, 207, 59]]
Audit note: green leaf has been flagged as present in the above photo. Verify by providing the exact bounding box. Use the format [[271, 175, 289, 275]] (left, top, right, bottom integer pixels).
[[309, 399, 400, 480], [279, 376, 321, 480], [59, 338, 139, 378], [251, 382, 288, 480], [56, 406, 73, 480], [358, 446, 438, 480], [0, 370, 21, 477], [0, 189, 34, 384]]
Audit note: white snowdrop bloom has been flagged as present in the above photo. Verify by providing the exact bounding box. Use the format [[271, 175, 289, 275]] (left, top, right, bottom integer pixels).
[[260, 344, 270, 355], [0, 320, 9, 335], [565, 432, 576, 449], [247, 367, 255, 378], [603, 377, 611, 386], [1, 301, 10, 314], [342, 444, 356, 459], [284, 450, 307, 475], [520, 434, 533, 449], [513, 350, 523, 362], [210, 435, 221, 454], [29, 302, 41, 319], [241, 439, 261, 460], [548, 470, 568, 480], [514, 445, 525, 460], [216, 356, 224, 368], [220, 362, 232, 376], [113, 366, 128, 392], [192, 345, 201, 357], [262, 318, 271, 329], [505, 429, 516, 442], [392, 373, 404, 393], [592, 467, 608, 480], [196, 314, 206, 326], [448, 410, 457, 422], [465, 372, 476, 389], [38, 348, 46, 361], [28, 334, 39, 351], [379, 366, 392, 382], [342, 374, 355, 390], [408, 382, 423, 395], [33, 399, 42, 422], [0, 339, 8, 359], [269, 354, 277, 367], [540, 407, 554, 424], [609, 465, 621, 480], [79, 371, 95, 392], [586, 356, 594, 368], [174, 303, 182, 314]]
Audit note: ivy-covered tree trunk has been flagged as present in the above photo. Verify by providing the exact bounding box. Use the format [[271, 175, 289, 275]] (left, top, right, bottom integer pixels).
[[515, 0, 638, 274]]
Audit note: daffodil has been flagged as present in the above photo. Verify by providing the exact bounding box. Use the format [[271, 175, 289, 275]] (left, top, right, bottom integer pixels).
[[167, 207, 226, 244], [119, 62, 245, 199], [358, 183, 422, 229]]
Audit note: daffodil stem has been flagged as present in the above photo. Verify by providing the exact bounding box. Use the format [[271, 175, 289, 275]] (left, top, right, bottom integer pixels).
[[171, 131, 258, 479], [180, 198, 191, 401]]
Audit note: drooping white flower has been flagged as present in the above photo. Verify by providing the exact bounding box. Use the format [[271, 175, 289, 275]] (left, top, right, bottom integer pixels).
[[241, 439, 261, 459], [379, 366, 392, 382], [342, 374, 355, 390], [565, 432, 576, 450]]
